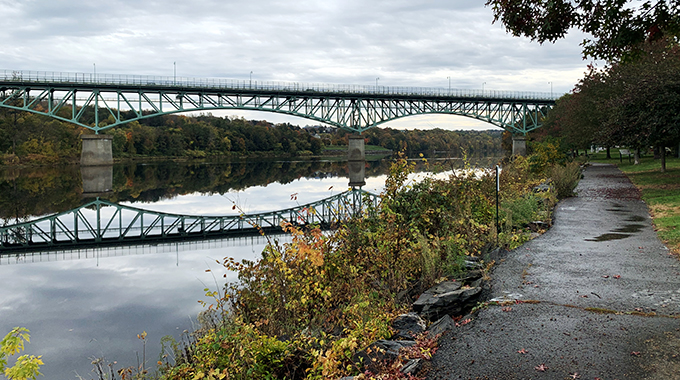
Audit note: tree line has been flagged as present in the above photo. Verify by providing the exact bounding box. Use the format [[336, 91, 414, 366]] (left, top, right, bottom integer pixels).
[[0, 102, 504, 164]]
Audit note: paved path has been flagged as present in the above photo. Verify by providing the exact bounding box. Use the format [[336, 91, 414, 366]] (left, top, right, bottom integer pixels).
[[429, 163, 680, 380]]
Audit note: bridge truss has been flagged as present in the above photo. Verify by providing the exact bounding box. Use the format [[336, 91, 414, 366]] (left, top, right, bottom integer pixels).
[[0, 70, 555, 134], [0, 189, 378, 253]]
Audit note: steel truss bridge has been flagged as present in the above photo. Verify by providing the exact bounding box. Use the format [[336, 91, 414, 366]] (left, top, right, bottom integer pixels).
[[0, 70, 556, 134], [0, 189, 378, 253]]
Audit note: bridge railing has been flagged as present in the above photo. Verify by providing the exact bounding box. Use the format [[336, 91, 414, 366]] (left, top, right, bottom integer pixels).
[[1, 69, 559, 101]]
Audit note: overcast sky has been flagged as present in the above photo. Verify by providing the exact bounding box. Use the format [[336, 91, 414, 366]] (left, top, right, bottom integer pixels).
[[0, 0, 598, 130]]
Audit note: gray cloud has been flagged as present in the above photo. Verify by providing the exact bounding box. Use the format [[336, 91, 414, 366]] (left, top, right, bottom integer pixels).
[[0, 0, 594, 128]]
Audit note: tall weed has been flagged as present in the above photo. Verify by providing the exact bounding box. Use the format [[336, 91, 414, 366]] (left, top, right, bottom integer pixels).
[[550, 161, 581, 198]]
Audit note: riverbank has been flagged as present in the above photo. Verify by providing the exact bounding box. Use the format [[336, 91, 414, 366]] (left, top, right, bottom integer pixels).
[[429, 163, 680, 379], [146, 155, 581, 380], [0, 145, 393, 168]]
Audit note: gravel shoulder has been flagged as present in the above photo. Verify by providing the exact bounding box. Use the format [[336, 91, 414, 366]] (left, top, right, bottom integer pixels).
[[429, 163, 680, 380]]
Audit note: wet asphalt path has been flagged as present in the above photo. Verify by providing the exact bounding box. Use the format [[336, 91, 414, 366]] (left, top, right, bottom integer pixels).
[[429, 163, 680, 380]]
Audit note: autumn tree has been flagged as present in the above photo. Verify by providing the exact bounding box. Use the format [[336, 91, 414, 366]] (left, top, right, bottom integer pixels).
[[486, 0, 680, 61]]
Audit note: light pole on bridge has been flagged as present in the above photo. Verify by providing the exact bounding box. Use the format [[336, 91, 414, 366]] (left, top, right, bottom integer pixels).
[[174, 62, 176, 85], [250, 71, 253, 89], [548, 81, 553, 98], [375, 77, 380, 92], [482, 82, 486, 93], [93, 63, 96, 82], [447, 76, 451, 94]]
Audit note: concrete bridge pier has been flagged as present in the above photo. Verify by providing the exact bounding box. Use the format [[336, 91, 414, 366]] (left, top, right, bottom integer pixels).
[[81, 134, 113, 166], [348, 135, 366, 187], [348, 135, 365, 161], [512, 135, 527, 156], [80, 134, 113, 196]]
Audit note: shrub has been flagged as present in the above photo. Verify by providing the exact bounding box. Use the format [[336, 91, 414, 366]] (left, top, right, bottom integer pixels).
[[550, 161, 581, 199]]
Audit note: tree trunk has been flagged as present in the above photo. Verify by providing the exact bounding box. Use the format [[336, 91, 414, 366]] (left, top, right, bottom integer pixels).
[[634, 148, 640, 165], [661, 145, 666, 172], [606, 146, 611, 159], [654, 145, 660, 159]]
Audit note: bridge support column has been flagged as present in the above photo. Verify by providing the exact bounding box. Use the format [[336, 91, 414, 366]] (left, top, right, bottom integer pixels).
[[348, 135, 366, 187], [512, 135, 527, 157], [81, 134, 113, 166], [348, 135, 365, 161]]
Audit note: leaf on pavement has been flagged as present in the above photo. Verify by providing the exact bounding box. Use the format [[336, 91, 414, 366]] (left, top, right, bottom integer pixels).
[[534, 364, 548, 372]]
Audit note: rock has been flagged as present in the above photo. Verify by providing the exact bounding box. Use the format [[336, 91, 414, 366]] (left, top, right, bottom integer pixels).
[[391, 312, 427, 340], [352, 340, 416, 373], [458, 269, 483, 283], [400, 358, 423, 375], [427, 314, 454, 336], [413, 281, 482, 321], [533, 181, 552, 192]]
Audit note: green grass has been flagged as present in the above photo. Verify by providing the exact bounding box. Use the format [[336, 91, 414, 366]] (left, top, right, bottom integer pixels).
[[588, 151, 680, 255]]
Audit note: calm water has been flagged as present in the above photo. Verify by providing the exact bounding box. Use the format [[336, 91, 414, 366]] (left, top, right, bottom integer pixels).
[[0, 157, 494, 379]]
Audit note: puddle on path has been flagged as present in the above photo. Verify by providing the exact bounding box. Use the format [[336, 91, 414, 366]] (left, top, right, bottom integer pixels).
[[613, 224, 645, 233], [586, 233, 631, 242]]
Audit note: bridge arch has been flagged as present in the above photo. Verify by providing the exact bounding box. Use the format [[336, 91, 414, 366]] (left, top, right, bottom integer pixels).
[[0, 71, 555, 160]]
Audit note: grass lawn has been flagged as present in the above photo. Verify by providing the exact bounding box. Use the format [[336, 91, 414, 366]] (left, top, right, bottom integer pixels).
[[589, 151, 680, 255]]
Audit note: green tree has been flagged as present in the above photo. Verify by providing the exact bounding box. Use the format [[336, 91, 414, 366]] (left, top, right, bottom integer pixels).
[[486, 0, 680, 61], [601, 38, 680, 171]]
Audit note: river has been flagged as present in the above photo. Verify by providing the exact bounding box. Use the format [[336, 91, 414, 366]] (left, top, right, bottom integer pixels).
[[0, 157, 496, 379]]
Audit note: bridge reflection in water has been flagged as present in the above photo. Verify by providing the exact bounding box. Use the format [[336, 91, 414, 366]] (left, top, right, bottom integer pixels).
[[0, 233, 285, 266], [0, 189, 379, 253]]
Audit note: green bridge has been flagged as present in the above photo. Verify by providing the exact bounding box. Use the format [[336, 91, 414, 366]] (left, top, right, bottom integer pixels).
[[0, 70, 556, 161], [0, 189, 378, 253]]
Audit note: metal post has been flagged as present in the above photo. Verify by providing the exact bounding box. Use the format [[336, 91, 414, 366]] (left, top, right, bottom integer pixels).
[[174, 62, 176, 85], [250, 71, 253, 89], [548, 81, 553, 98], [496, 165, 500, 245], [447, 76, 451, 94], [376, 77, 379, 92]]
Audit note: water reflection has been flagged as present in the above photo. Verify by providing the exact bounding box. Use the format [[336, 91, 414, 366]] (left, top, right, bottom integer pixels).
[[0, 159, 393, 221]]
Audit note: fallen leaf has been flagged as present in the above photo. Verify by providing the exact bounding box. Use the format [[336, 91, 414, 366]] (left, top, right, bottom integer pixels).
[[635, 308, 643, 312], [602, 275, 609, 278], [517, 349, 527, 354], [613, 275, 621, 279], [569, 373, 580, 379], [631, 351, 641, 356], [502, 307, 512, 312], [534, 364, 548, 372], [455, 318, 472, 327], [580, 295, 588, 298]]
